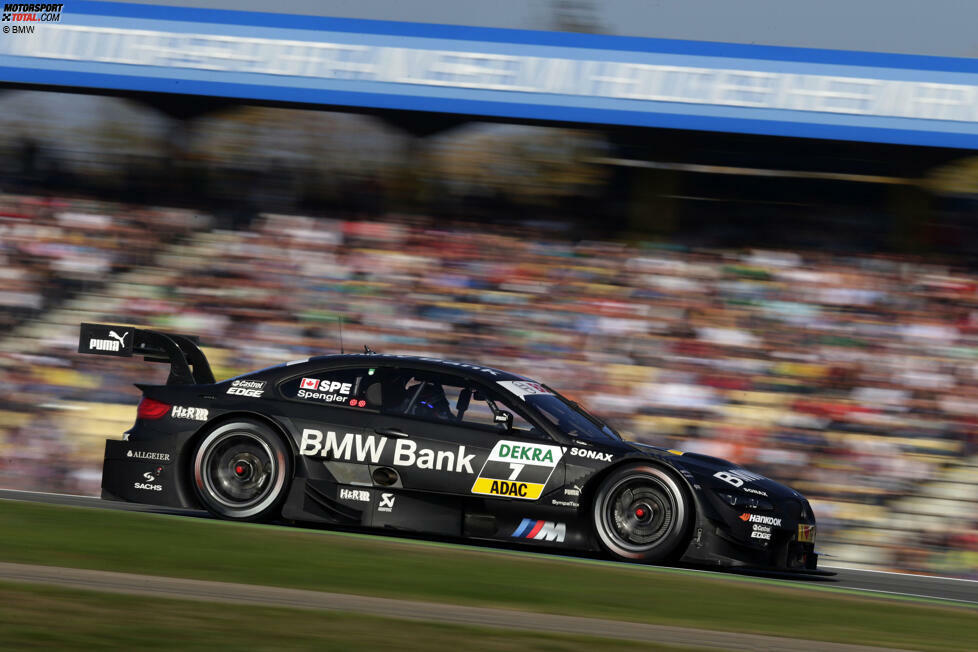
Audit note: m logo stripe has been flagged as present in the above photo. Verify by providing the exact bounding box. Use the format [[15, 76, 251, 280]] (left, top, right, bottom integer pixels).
[[512, 518, 534, 537], [526, 520, 545, 538], [511, 519, 566, 543]]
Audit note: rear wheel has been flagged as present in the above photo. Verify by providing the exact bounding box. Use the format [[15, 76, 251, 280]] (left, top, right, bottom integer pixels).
[[192, 420, 291, 521], [592, 464, 691, 563]]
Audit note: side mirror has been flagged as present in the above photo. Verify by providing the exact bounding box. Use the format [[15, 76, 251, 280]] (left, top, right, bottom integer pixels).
[[494, 411, 513, 430]]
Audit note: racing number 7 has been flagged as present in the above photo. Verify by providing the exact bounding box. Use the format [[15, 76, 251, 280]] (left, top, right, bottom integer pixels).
[[508, 463, 524, 481]]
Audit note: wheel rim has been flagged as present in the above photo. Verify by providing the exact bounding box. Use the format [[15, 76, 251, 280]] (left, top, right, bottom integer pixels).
[[600, 473, 683, 554], [199, 431, 275, 510]]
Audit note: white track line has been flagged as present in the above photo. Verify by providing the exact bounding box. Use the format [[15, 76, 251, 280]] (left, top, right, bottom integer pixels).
[[822, 565, 978, 584], [0, 489, 99, 499]]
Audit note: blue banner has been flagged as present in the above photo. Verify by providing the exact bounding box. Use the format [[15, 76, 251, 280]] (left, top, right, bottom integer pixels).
[[2, 1, 978, 148]]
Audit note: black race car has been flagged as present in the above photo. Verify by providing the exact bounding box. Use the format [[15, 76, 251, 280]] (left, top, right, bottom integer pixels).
[[80, 322, 820, 571]]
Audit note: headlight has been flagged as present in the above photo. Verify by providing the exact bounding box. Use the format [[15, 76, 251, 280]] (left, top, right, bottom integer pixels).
[[716, 491, 774, 512], [800, 499, 813, 520]]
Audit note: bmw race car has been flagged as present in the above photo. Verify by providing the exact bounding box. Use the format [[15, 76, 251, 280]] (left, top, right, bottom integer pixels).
[[80, 322, 821, 571]]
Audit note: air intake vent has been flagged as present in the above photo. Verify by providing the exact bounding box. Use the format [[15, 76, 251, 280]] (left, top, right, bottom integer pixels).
[[303, 483, 361, 523]]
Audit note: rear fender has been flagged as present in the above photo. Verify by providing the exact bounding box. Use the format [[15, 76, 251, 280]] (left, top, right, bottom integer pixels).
[[179, 410, 298, 508]]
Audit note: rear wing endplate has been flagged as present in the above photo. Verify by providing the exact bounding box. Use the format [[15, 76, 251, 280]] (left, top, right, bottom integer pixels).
[[78, 322, 215, 386]]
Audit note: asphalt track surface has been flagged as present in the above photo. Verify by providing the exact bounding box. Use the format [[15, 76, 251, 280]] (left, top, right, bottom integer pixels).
[[1, 489, 975, 651]]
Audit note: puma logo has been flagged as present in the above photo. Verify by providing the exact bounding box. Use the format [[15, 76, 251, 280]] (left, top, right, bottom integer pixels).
[[89, 329, 129, 352]]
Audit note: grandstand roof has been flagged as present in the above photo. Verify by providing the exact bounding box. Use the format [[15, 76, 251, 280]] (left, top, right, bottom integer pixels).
[[2, 1, 977, 149]]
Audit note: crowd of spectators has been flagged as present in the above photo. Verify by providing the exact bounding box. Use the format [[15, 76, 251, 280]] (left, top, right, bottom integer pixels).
[[1, 197, 977, 577], [0, 193, 203, 328], [0, 194, 203, 489]]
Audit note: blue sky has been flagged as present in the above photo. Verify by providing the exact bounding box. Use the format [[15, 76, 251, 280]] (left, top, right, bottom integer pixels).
[[100, 0, 978, 58]]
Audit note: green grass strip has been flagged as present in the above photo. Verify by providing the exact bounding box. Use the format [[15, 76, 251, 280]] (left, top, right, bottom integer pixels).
[[0, 500, 975, 651], [0, 581, 692, 651]]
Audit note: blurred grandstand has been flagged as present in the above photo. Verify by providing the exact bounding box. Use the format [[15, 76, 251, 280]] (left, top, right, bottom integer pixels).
[[2, 195, 978, 578], [2, 91, 978, 579]]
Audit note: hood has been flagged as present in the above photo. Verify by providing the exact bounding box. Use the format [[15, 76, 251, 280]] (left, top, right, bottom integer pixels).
[[627, 441, 803, 502]]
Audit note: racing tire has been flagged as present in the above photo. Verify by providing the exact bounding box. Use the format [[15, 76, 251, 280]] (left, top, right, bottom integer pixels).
[[192, 420, 291, 521], [592, 463, 691, 563]]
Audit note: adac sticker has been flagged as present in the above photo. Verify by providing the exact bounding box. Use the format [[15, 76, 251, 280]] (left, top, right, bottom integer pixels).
[[471, 440, 564, 500]]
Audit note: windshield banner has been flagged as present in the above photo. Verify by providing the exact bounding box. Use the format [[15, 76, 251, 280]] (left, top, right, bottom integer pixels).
[[497, 380, 552, 400]]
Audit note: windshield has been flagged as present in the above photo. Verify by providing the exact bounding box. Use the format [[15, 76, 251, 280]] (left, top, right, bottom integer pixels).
[[524, 393, 621, 443], [496, 379, 621, 442]]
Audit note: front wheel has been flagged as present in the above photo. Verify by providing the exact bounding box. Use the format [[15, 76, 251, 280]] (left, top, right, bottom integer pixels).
[[192, 420, 291, 521], [592, 464, 692, 563]]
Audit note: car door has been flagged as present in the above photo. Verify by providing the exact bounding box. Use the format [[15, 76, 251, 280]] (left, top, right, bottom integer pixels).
[[275, 366, 380, 471], [361, 368, 565, 502]]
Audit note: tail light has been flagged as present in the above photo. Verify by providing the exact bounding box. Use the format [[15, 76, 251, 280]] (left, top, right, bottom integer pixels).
[[137, 397, 171, 420]]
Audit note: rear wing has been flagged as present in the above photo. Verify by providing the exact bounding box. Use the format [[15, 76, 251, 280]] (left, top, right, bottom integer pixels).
[[78, 323, 216, 386]]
